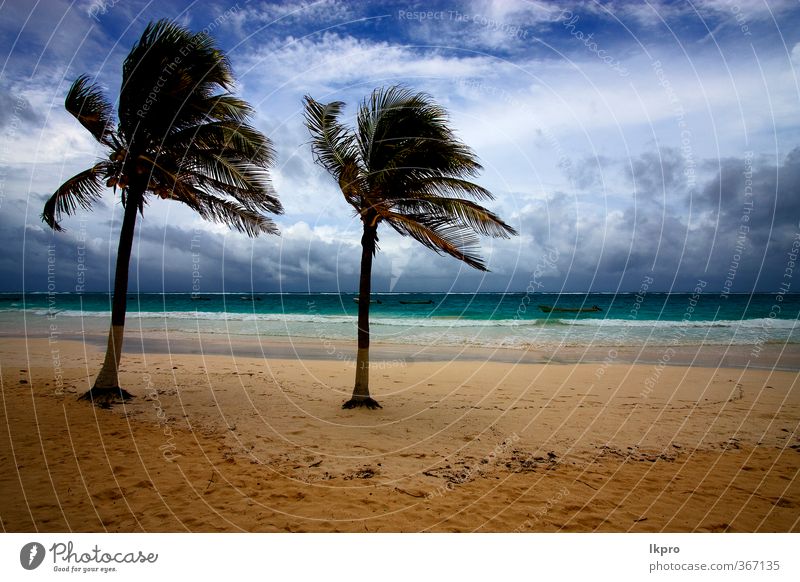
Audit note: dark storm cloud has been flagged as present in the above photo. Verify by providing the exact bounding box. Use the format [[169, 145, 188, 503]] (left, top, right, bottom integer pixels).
[[700, 148, 800, 234], [699, 148, 800, 292], [625, 148, 685, 199], [132, 222, 363, 292], [564, 155, 612, 190], [510, 148, 800, 292], [0, 196, 114, 293]]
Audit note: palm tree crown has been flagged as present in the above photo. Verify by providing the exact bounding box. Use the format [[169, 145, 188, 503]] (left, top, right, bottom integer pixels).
[[304, 86, 516, 270], [44, 19, 282, 235]]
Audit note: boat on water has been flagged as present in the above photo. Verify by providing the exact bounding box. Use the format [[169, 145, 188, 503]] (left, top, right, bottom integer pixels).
[[539, 304, 602, 313], [353, 298, 382, 304], [399, 300, 433, 305]]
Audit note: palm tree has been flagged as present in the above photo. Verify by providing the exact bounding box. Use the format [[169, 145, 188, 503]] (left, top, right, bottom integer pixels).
[[304, 86, 517, 409], [43, 20, 282, 406]]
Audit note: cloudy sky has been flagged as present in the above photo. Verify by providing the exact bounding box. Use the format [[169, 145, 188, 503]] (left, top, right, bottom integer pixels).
[[1, 0, 798, 294]]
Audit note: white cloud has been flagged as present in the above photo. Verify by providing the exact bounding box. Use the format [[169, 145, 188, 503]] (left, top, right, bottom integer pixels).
[[230, 0, 355, 29], [238, 32, 498, 94], [590, 0, 797, 28]]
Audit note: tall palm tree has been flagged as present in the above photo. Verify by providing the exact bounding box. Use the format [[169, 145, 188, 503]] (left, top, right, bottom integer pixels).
[[43, 20, 282, 406], [304, 86, 517, 409]]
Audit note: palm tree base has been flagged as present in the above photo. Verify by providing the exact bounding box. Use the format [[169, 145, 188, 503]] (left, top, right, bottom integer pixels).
[[342, 396, 382, 409], [78, 386, 135, 408]]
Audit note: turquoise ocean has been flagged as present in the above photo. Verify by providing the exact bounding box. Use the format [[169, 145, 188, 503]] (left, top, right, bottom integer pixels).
[[1, 291, 798, 349]]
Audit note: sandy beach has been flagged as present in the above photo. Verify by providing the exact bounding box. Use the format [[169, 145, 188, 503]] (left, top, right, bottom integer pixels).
[[1, 336, 798, 532]]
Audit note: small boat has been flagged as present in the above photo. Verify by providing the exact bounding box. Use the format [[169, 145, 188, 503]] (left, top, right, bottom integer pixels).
[[353, 298, 382, 304], [399, 300, 433, 305], [539, 304, 602, 313]]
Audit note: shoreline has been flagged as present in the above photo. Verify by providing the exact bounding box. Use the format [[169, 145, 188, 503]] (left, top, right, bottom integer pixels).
[[5, 330, 800, 371]]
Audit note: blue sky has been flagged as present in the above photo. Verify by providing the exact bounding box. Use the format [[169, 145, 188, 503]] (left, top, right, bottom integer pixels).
[[1, 0, 799, 293]]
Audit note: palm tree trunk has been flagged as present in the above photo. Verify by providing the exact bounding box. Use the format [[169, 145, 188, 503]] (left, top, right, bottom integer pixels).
[[79, 187, 141, 406], [342, 221, 381, 409]]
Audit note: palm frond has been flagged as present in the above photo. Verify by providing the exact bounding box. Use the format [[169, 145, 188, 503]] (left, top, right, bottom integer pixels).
[[385, 176, 495, 202], [166, 120, 274, 167], [303, 96, 359, 180], [192, 168, 281, 214], [178, 185, 279, 236], [201, 94, 253, 123], [119, 19, 235, 138], [356, 85, 417, 172], [392, 196, 517, 238], [42, 162, 109, 231], [137, 122, 283, 218], [338, 159, 367, 210], [195, 152, 270, 192], [384, 211, 488, 271], [356, 86, 485, 193], [141, 151, 282, 217], [388, 136, 483, 181], [65, 76, 115, 146]]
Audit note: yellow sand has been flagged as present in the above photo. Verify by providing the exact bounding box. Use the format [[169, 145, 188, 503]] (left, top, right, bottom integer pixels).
[[1, 338, 798, 532]]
